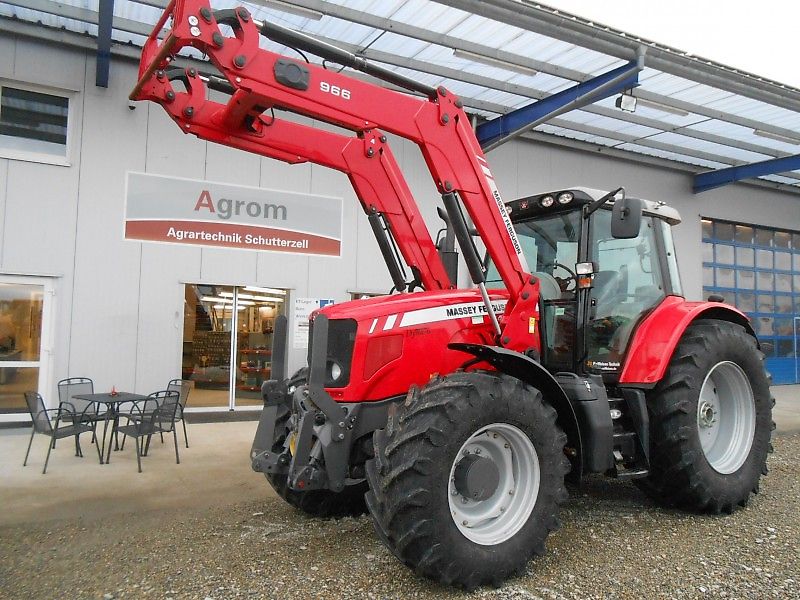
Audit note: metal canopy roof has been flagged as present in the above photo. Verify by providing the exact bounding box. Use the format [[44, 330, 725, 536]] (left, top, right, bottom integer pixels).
[[2, 0, 799, 194]]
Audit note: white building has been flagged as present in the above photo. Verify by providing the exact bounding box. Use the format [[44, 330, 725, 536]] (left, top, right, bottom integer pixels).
[[1, 0, 799, 421]]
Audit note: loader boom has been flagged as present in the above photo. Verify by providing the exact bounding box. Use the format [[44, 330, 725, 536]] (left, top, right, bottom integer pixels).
[[131, 0, 542, 353]]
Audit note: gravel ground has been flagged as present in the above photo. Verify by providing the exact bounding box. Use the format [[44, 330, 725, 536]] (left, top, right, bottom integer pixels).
[[1, 434, 798, 600]]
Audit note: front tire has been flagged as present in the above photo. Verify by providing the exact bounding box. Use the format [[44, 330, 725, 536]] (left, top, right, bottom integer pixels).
[[638, 319, 774, 513], [365, 371, 569, 590]]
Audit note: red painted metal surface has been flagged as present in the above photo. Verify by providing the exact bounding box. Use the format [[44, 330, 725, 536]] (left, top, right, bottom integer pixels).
[[320, 290, 509, 402], [619, 296, 755, 385]]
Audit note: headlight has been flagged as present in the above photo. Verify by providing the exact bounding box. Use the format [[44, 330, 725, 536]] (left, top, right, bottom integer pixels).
[[329, 361, 342, 381], [540, 195, 554, 208], [557, 192, 574, 204]]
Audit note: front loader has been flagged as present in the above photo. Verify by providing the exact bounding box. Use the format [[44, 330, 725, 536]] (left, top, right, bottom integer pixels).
[[131, 0, 774, 589]]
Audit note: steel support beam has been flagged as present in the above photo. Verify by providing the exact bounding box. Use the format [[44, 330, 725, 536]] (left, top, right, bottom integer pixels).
[[307, 35, 788, 161], [7, 0, 799, 142], [435, 0, 800, 114], [694, 155, 800, 193], [96, 0, 114, 87], [477, 56, 643, 151], [240, 0, 800, 142]]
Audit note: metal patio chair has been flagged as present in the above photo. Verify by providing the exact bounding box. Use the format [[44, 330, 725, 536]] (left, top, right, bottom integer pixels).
[[57, 377, 104, 444], [167, 378, 191, 448], [116, 390, 181, 473], [23, 391, 100, 474], [119, 388, 168, 449]]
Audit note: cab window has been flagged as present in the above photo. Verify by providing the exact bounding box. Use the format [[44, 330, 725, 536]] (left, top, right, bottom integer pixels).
[[586, 210, 664, 373]]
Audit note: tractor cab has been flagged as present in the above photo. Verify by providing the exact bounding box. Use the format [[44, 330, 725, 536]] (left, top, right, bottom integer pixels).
[[488, 188, 683, 379]]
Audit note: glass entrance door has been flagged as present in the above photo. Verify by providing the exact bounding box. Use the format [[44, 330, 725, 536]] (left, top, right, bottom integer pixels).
[[0, 277, 53, 417], [234, 286, 287, 407], [183, 284, 235, 409], [182, 284, 287, 410]]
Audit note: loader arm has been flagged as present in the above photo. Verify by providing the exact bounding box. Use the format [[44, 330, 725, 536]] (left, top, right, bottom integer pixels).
[[150, 67, 451, 291], [131, 0, 541, 351]]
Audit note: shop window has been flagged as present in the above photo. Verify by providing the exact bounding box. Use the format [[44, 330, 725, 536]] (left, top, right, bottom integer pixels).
[[757, 271, 774, 292], [756, 249, 772, 269], [736, 246, 754, 267], [736, 270, 755, 290], [774, 231, 791, 249], [715, 267, 734, 288], [755, 228, 773, 247], [735, 225, 753, 244], [0, 83, 70, 163], [775, 251, 791, 271], [736, 292, 755, 312], [776, 273, 792, 293], [775, 295, 793, 314], [715, 222, 734, 241], [701, 219, 713, 240], [701, 217, 800, 383], [756, 294, 774, 314], [714, 244, 734, 265]]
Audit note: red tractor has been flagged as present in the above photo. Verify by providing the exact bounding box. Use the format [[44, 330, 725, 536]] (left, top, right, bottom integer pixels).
[[132, 1, 774, 589]]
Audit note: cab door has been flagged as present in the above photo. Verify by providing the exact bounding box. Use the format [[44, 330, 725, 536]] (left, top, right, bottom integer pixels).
[[585, 210, 665, 376]]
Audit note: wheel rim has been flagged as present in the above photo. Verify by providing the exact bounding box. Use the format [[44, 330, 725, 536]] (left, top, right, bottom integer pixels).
[[696, 361, 756, 474], [448, 423, 539, 546]]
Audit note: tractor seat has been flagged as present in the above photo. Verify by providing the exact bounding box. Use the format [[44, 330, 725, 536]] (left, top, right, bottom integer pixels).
[[532, 272, 562, 301]]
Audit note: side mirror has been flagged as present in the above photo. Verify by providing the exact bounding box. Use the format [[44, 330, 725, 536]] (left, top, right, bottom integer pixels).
[[611, 197, 643, 239]]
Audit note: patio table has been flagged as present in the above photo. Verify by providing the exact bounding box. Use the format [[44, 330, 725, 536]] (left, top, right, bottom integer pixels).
[[73, 392, 148, 464]]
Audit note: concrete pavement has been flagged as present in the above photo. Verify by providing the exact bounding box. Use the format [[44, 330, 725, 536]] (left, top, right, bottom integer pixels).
[[1, 384, 797, 527], [772, 383, 800, 434]]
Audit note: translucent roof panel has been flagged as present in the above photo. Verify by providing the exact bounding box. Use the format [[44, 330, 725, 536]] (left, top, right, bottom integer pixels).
[[0, 0, 797, 192]]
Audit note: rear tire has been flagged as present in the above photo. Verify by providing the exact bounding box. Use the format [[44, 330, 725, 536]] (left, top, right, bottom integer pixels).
[[638, 319, 774, 513], [365, 371, 569, 590], [265, 369, 367, 518]]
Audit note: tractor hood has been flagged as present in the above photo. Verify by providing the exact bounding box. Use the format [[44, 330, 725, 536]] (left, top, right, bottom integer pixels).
[[319, 288, 510, 329]]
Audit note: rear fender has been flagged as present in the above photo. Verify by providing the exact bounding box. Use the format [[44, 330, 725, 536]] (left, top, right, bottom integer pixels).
[[619, 296, 756, 386], [449, 342, 583, 480]]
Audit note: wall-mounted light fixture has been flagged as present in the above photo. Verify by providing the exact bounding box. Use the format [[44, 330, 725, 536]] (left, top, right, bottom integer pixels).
[[615, 92, 637, 112], [615, 93, 689, 117]]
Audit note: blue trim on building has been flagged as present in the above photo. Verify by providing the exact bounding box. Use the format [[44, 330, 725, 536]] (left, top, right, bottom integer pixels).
[[477, 60, 641, 150], [694, 154, 800, 193], [96, 0, 115, 88]]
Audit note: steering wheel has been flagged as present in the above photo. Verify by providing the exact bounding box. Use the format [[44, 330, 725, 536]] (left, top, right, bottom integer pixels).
[[546, 262, 577, 292]]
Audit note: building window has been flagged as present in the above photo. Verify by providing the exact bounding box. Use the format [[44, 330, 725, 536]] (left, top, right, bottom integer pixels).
[[0, 83, 70, 163], [702, 217, 800, 384]]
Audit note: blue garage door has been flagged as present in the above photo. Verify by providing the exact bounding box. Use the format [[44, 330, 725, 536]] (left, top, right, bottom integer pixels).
[[702, 219, 800, 384]]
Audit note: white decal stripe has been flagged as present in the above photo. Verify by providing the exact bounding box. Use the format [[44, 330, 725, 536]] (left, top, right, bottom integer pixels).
[[480, 165, 493, 179], [383, 314, 397, 330], [368, 318, 378, 334], [486, 176, 530, 273], [476, 155, 488, 165], [398, 300, 507, 328]]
